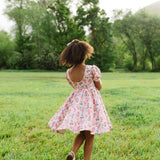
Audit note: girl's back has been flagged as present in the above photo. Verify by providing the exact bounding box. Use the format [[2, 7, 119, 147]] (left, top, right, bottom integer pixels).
[[68, 64, 86, 82]]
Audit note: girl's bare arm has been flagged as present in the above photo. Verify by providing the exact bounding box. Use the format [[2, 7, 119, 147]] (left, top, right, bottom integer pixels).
[[94, 80, 102, 90]]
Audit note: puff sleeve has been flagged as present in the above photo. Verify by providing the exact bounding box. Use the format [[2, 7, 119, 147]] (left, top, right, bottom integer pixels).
[[92, 65, 101, 82]]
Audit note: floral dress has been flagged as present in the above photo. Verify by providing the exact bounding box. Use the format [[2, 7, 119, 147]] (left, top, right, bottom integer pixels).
[[48, 65, 112, 135]]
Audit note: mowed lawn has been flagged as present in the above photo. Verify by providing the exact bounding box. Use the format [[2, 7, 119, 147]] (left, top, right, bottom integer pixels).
[[0, 71, 160, 160]]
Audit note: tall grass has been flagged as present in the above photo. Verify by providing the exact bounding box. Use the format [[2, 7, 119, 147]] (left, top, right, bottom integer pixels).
[[0, 71, 160, 160]]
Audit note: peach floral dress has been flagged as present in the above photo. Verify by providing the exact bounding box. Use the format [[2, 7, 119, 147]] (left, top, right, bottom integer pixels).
[[48, 65, 112, 135]]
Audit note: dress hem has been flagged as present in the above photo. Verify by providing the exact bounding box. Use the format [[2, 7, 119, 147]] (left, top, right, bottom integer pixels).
[[49, 124, 113, 135]]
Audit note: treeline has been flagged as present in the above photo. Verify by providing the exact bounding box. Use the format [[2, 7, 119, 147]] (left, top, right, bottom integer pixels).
[[0, 0, 160, 71]]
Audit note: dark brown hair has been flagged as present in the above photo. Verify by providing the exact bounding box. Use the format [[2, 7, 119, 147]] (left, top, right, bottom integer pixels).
[[59, 39, 94, 66]]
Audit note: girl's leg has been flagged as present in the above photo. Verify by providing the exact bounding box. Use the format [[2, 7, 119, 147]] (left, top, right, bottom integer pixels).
[[68, 131, 86, 157], [84, 131, 94, 160]]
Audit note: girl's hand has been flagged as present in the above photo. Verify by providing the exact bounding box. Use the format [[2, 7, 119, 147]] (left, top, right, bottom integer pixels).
[[94, 79, 102, 90]]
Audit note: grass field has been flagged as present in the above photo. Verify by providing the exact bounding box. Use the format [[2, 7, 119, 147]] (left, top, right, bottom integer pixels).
[[0, 71, 160, 160]]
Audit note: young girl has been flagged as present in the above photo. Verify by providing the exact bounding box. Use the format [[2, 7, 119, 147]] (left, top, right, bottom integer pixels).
[[48, 39, 112, 160]]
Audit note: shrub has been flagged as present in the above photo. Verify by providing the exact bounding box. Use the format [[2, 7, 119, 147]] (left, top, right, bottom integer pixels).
[[7, 52, 22, 69], [123, 55, 133, 71], [35, 50, 59, 70], [155, 56, 160, 71], [0, 31, 15, 68]]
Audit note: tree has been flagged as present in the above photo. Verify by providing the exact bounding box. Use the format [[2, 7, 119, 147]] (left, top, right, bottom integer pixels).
[[6, 0, 28, 54], [46, 0, 86, 70], [49, 0, 86, 52], [113, 11, 139, 71], [135, 11, 160, 71], [5, 0, 36, 69], [113, 10, 160, 71], [5, 0, 86, 70], [75, 0, 114, 71], [25, 0, 58, 70]]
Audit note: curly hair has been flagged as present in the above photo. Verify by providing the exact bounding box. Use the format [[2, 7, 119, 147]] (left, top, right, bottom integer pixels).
[[59, 39, 94, 66]]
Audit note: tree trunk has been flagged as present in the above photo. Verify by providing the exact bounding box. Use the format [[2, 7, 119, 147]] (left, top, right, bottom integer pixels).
[[141, 50, 147, 70], [149, 51, 156, 71], [133, 52, 137, 71], [126, 32, 137, 71], [151, 58, 156, 71]]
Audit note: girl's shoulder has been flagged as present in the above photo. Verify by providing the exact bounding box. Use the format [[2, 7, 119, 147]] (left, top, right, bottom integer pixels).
[[66, 66, 73, 74], [66, 67, 71, 79]]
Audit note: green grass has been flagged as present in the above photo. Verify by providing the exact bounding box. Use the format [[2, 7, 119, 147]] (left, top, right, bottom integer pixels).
[[0, 71, 160, 160]]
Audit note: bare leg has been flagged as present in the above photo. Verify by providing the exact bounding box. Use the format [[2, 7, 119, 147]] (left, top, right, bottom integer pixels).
[[72, 131, 85, 155], [67, 131, 85, 158], [84, 131, 94, 160]]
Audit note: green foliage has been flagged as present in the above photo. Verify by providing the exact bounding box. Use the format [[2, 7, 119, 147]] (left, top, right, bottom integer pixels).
[[49, 0, 86, 54], [134, 11, 160, 71], [0, 31, 15, 68], [112, 38, 127, 68], [5, 0, 28, 53], [24, 1, 58, 69], [113, 11, 138, 71], [7, 51, 22, 69], [35, 51, 59, 70], [113, 10, 160, 72], [76, 0, 114, 71], [123, 55, 133, 71], [2, 1, 160, 71], [0, 71, 160, 159], [156, 56, 160, 71], [137, 60, 152, 72], [4, 0, 85, 70]]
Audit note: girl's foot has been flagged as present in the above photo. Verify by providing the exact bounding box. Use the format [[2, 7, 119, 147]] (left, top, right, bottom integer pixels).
[[66, 151, 75, 160]]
